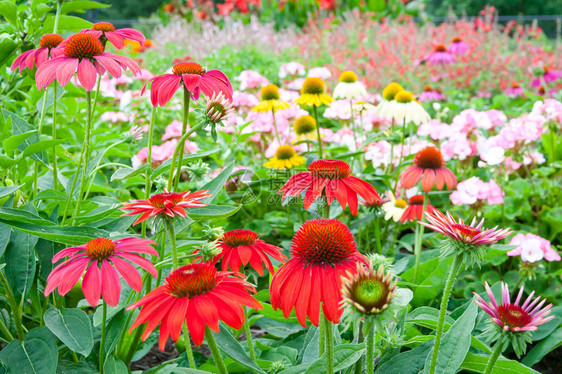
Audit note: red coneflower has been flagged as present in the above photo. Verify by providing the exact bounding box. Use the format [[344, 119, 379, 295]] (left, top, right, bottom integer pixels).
[[36, 33, 141, 91], [200, 229, 288, 276], [400, 146, 457, 192], [45, 237, 157, 306], [82, 22, 146, 49], [400, 195, 436, 223], [142, 61, 233, 107], [270, 219, 368, 326], [11, 33, 64, 72], [474, 282, 554, 333], [278, 159, 381, 216], [120, 190, 211, 225], [126, 263, 262, 349]]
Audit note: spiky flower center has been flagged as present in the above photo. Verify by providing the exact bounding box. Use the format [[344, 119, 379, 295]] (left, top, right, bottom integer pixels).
[[395, 91, 415, 103], [85, 238, 115, 261], [497, 304, 532, 328], [92, 22, 116, 32], [222, 229, 258, 247], [394, 199, 407, 208], [147, 192, 183, 209], [39, 34, 64, 49], [414, 146, 445, 169], [511, 82, 520, 88], [301, 77, 326, 95], [208, 101, 226, 115], [309, 159, 351, 179], [355, 279, 386, 305], [275, 145, 297, 160], [382, 82, 404, 101], [343, 265, 396, 315], [408, 195, 425, 205], [435, 44, 447, 52], [339, 71, 358, 83], [294, 115, 316, 134], [424, 85, 433, 92], [451, 223, 482, 239], [64, 34, 104, 59], [166, 264, 217, 298], [172, 62, 205, 76], [291, 219, 357, 265], [260, 84, 280, 101], [452, 37, 462, 43]]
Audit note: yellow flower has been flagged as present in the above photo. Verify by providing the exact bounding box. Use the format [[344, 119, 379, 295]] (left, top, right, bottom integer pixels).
[[292, 115, 320, 144], [295, 77, 333, 107], [253, 84, 290, 113], [264, 145, 306, 170]]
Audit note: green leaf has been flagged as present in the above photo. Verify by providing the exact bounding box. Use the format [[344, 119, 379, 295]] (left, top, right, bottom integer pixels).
[[0, 218, 111, 246], [0, 326, 58, 374], [304, 343, 365, 374], [522, 326, 562, 367], [61, 0, 110, 14], [187, 204, 241, 220], [3, 130, 37, 155], [422, 302, 478, 373], [212, 323, 267, 374], [375, 340, 432, 374], [401, 257, 454, 306], [44, 306, 94, 357], [367, 0, 386, 12], [0, 0, 17, 25], [103, 356, 128, 374], [110, 164, 148, 182], [22, 139, 66, 158], [4, 229, 37, 299], [198, 163, 234, 203], [460, 352, 539, 373], [151, 150, 219, 180], [0, 223, 10, 258], [0, 207, 57, 226], [0, 184, 21, 198], [43, 15, 92, 32], [36, 238, 62, 281], [300, 326, 320, 363], [1, 109, 46, 163]]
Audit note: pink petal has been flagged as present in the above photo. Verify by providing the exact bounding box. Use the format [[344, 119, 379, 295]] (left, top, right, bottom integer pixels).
[[55, 58, 79, 87], [77, 59, 98, 91], [101, 260, 121, 306], [110, 256, 143, 292], [105, 31, 124, 49], [82, 261, 101, 306]]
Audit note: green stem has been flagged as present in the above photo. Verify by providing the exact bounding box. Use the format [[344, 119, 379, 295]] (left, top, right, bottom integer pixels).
[[392, 118, 407, 196], [0, 315, 14, 342], [550, 127, 556, 164], [313, 105, 323, 158], [243, 307, 256, 361], [318, 312, 326, 357], [428, 254, 464, 374], [90, 76, 102, 118], [34, 89, 49, 197], [167, 220, 179, 268], [99, 302, 107, 373], [71, 91, 93, 224], [173, 89, 191, 190], [374, 214, 382, 254], [167, 123, 204, 190], [365, 322, 375, 374], [52, 85, 58, 190], [205, 327, 228, 374], [183, 322, 197, 368], [483, 336, 504, 374], [271, 109, 282, 145], [324, 315, 334, 374], [52, 1, 62, 33], [142, 106, 157, 237], [413, 192, 428, 283], [0, 271, 24, 340]]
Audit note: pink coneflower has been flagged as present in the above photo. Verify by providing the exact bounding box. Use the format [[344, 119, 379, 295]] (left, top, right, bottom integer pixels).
[[120, 190, 212, 225], [448, 37, 469, 55], [11, 34, 64, 72], [197, 229, 288, 276], [419, 85, 445, 102], [426, 45, 456, 65], [474, 282, 554, 333], [505, 82, 524, 97], [141, 61, 233, 107], [45, 237, 158, 306], [400, 146, 457, 192], [36, 33, 141, 91], [531, 66, 562, 88], [82, 22, 146, 49], [400, 195, 436, 223]]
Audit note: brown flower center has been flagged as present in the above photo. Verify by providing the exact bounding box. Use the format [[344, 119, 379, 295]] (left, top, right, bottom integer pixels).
[[166, 264, 218, 298], [85, 238, 115, 261], [92, 22, 116, 32], [64, 34, 104, 59], [172, 62, 205, 76], [275, 145, 297, 160], [434, 44, 447, 52], [260, 84, 280, 101], [39, 34, 64, 49], [408, 195, 425, 205], [301, 77, 326, 95], [414, 147, 445, 170]]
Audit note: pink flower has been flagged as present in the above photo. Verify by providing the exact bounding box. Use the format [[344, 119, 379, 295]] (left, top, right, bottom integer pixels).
[[161, 120, 194, 141], [323, 99, 352, 120], [505, 83, 524, 97], [484, 110, 508, 129], [507, 233, 560, 262], [364, 141, 392, 169], [82, 22, 146, 49], [232, 90, 259, 107], [452, 109, 493, 133], [486, 180, 504, 205], [448, 38, 469, 55], [45, 237, 158, 306], [279, 62, 305, 78], [236, 70, 269, 91], [11, 34, 64, 72], [529, 98, 562, 123], [142, 61, 232, 107], [441, 133, 475, 161], [307, 66, 332, 80], [36, 33, 141, 91], [450, 177, 504, 206], [426, 45, 456, 65], [417, 119, 452, 140], [287, 78, 305, 90], [100, 111, 130, 123], [531, 67, 562, 88], [279, 88, 300, 101], [419, 89, 445, 102]]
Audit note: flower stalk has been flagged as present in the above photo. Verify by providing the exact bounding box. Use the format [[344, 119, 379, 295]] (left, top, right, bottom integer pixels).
[[142, 106, 157, 237], [99, 301, 107, 373], [205, 327, 228, 374], [183, 321, 197, 368], [483, 335, 504, 374], [324, 315, 334, 374], [173, 89, 191, 190], [413, 193, 428, 283], [313, 105, 323, 158]]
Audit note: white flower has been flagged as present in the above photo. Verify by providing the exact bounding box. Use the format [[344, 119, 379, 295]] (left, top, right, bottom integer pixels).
[[381, 192, 407, 222], [520, 239, 545, 263], [376, 91, 430, 125], [333, 81, 367, 101]]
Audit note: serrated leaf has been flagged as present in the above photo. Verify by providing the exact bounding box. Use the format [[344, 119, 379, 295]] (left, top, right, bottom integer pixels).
[[375, 340, 432, 374], [3, 130, 37, 155], [44, 306, 94, 356]]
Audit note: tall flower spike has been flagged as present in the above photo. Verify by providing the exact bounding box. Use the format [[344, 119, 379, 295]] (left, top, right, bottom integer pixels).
[[473, 281, 554, 357], [420, 210, 512, 266]]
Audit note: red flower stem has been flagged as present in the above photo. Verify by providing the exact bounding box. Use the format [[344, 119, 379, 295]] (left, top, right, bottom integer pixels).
[[324, 315, 334, 374], [205, 327, 228, 374], [413, 192, 428, 283], [483, 335, 504, 374], [173, 89, 191, 190], [142, 106, 157, 237], [428, 254, 464, 374], [313, 105, 323, 158], [271, 109, 282, 145], [99, 301, 107, 373], [182, 321, 197, 368]]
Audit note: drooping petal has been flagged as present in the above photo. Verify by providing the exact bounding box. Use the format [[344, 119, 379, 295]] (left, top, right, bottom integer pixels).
[[77, 59, 98, 91], [100, 260, 121, 306], [82, 261, 101, 306]]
